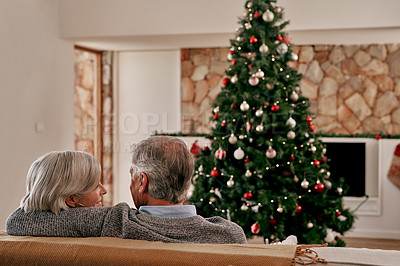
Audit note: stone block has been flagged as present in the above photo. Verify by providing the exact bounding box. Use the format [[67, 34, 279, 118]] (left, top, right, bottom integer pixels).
[[206, 73, 221, 88], [320, 61, 331, 72], [314, 116, 336, 127], [300, 78, 318, 100], [381, 115, 391, 124], [193, 54, 211, 66], [181, 77, 195, 102], [354, 50, 371, 67], [361, 59, 389, 76], [342, 114, 361, 133], [319, 77, 338, 97], [362, 117, 384, 133], [194, 80, 209, 104], [299, 46, 314, 63], [368, 45, 387, 60], [216, 48, 230, 62], [181, 102, 199, 120], [291, 46, 300, 54], [344, 93, 372, 120], [330, 127, 350, 135], [181, 49, 190, 61], [343, 45, 360, 57], [395, 80, 400, 96], [387, 48, 400, 77], [315, 51, 329, 64], [373, 91, 399, 117], [181, 61, 194, 77], [304, 60, 323, 84], [347, 76, 363, 91], [76, 140, 94, 155], [329, 46, 346, 64], [386, 123, 400, 135], [208, 81, 223, 100], [324, 64, 346, 84], [387, 44, 400, 53], [337, 104, 353, 122], [341, 59, 359, 76], [317, 121, 341, 133], [308, 100, 317, 114], [210, 62, 229, 75], [297, 64, 308, 75], [363, 78, 378, 107], [372, 75, 394, 92], [318, 95, 337, 116], [81, 60, 94, 90], [190, 65, 209, 81], [287, 61, 298, 69], [314, 45, 330, 52]]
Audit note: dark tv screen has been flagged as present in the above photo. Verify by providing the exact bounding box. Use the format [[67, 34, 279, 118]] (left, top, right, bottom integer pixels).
[[324, 142, 366, 197]]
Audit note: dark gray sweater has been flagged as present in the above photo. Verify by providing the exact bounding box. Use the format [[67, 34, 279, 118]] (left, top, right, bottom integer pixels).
[[6, 203, 247, 244]]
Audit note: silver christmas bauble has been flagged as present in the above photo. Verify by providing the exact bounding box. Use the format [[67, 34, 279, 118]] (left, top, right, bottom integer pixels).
[[198, 165, 204, 172], [213, 106, 220, 114], [286, 117, 296, 128], [248, 75, 259, 86], [234, 148, 245, 160], [310, 145, 317, 152], [307, 222, 314, 229], [301, 179, 309, 189], [262, 10, 274, 22], [256, 124, 264, 132], [324, 180, 332, 190], [255, 109, 263, 117], [274, 7, 282, 13], [227, 53, 233, 61], [241, 204, 249, 211], [290, 91, 299, 101], [277, 43, 288, 55], [245, 169, 252, 178], [256, 69, 264, 78], [287, 130, 296, 139], [277, 207, 283, 213], [240, 101, 250, 111], [266, 147, 277, 159], [228, 134, 238, 145], [291, 53, 298, 61], [227, 179, 235, 188], [231, 75, 238, 84], [293, 175, 299, 183], [337, 187, 343, 195], [259, 43, 269, 53]]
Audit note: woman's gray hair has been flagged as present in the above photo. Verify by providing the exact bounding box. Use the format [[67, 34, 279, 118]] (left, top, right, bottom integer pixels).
[[130, 136, 194, 204], [21, 151, 101, 213]]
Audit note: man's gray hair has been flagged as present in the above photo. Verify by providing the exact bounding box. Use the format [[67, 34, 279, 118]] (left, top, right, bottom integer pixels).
[[130, 136, 194, 204], [21, 151, 101, 213]]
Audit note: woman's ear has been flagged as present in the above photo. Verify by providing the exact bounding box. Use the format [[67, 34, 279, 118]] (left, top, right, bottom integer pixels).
[[65, 195, 76, 208]]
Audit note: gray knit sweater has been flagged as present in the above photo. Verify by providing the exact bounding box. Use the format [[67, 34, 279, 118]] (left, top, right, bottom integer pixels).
[[6, 203, 247, 244]]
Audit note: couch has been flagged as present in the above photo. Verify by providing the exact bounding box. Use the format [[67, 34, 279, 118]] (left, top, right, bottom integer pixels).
[[1, 231, 399, 265]]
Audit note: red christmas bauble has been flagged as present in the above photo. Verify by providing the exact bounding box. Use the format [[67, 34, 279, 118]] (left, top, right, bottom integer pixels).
[[283, 35, 291, 44], [229, 50, 234, 55], [321, 157, 327, 163], [213, 114, 219, 120], [215, 148, 226, 160], [306, 116, 313, 123], [336, 211, 342, 216], [222, 77, 230, 86], [309, 124, 315, 131], [314, 159, 320, 166], [254, 12, 261, 18], [249, 64, 253, 68], [296, 205, 302, 213], [314, 183, 325, 193], [250, 36, 258, 44], [221, 121, 227, 127], [269, 218, 277, 226], [271, 104, 279, 112], [290, 155, 295, 161], [251, 223, 260, 234], [244, 158, 250, 163], [231, 59, 236, 65], [210, 169, 219, 177], [244, 192, 253, 200], [277, 35, 283, 41]]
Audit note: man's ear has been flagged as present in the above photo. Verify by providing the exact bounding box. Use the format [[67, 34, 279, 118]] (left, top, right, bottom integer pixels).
[[139, 172, 148, 193], [65, 195, 76, 208]]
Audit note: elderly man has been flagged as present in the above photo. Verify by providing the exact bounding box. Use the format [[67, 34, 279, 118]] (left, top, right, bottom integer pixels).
[[7, 136, 247, 244]]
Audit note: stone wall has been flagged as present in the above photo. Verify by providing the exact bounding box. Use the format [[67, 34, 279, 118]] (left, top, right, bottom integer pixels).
[[74, 48, 114, 206], [181, 44, 400, 135]]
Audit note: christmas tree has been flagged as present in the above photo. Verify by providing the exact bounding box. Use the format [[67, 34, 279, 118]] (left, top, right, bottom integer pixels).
[[190, 0, 354, 246]]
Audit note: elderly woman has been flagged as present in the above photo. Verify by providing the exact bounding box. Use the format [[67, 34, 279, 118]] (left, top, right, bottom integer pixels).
[[7, 137, 246, 244], [21, 151, 107, 213]]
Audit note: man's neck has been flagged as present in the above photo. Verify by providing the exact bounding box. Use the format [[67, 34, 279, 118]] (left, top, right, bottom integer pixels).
[[146, 197, 184, 206]]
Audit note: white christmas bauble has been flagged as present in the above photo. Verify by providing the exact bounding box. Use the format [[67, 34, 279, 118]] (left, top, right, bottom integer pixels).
[[324, 229, 335, 242], [251, 205, 259, 213], [198, 165, 204, 172], [287, 130, 296, 139], [227, 179, 235, 188], [277, 207, 283, 213], [301, 179, 309, 189], [277, 43, 288, 55], [290, 91, 299, 101], [337, 187, 343, 195], [245, 169, 252, 178], [210, 196, 216, 203], [262, 9, 274, 22], [256, 69, 264, 78], [240, 101, 250, 111], [246, 2, 252, 8], [307, 222, 314, 229], [231, 75, 238, 84], [248, 75, 259, 86], [213, 106, 220, 114], [322, 148, 327, 154], [249, 138, 253, 143], [294, 86, 300, 93], [266, 147, 277, 159], [244, 22, 252, 30], [234, 147, 245, 160], [286, 117, 296, 128], [239, 135, 245, 140], [259, 43, 269, 53], [291, 53, 298, 61], [274, 6, 282, 13], [324, 180, 332, 190], [326, 171, 331, 178], [256, 124, 264, 132], [228, 134, 238, 145], [293, 175, 299, 183], [241, 204, 249, 211], [255, 109, 263, 117], [227, 53, 233, 61], [187, 190, 193, 198]]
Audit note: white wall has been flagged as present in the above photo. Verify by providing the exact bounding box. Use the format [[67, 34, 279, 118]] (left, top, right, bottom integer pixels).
[[0, 0, 74, 229], [115, 50, 181, 205]]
